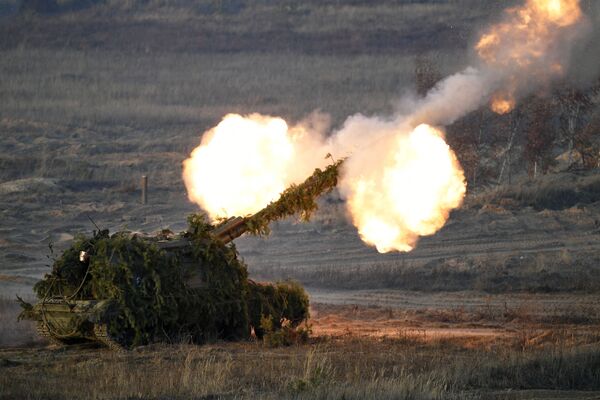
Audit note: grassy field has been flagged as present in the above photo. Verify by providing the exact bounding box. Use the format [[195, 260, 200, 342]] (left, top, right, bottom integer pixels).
[[0, 46, 465, 195], [2, 297, 600, 400], [0, 0, 505, 55], [0, 300, 600, 399], [1, 1, 600, 398], [0, 48, 442, 130], [2, 342, 600, 399], [254, 248, 600, 293]]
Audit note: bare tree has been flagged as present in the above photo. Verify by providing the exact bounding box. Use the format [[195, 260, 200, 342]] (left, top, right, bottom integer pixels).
[[576, 110, 600, 169], [554, 81, 599, 167], [523, 95, 556, 177], [497, 111, 521, 185], [446, 109, 490, 187]]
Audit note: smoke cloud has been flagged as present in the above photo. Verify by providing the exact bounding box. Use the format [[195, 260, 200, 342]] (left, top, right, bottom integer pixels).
[[184, 0, 591, 253], [328, 0, 590, 252]]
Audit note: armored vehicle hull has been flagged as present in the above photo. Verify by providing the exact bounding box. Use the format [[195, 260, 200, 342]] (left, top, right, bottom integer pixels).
[[19, 162, 342, 349]]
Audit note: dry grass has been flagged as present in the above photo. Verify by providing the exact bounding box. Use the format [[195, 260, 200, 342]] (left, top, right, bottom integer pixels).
[[0, 45, 465, 196], [1, 333, 599, 399], [0, 0, 514, 134], [0, 48, 463, 129], [3, 290, 600, 399], [253, 248, 600, 294], [466, 171, 600, 211], [1, 3, 600, 397], [0, 48, 429, 200], [1, 0, 505, 35]]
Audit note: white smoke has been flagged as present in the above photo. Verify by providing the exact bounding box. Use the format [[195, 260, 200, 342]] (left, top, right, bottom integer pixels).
[[325, 0, 590, 252], [185, 0, 592, 253]]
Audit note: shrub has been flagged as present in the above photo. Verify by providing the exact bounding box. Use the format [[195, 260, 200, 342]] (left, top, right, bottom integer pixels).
[[247, 280, 310, 338], [261, 316, 311, 347]]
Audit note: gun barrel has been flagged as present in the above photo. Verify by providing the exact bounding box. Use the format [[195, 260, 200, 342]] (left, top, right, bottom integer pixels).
[[209, 159, 344, 244], [211, 216, 247, 244]]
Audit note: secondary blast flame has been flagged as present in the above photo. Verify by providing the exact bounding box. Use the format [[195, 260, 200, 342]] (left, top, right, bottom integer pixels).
[[183, 0, 588, 254], [490, 96, 516, 115], [336, 0, 586, 252], [340, 124, 465, 253], [476, 0, 584, 114]]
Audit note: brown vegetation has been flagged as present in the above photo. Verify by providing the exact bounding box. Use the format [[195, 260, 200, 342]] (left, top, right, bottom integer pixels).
[[0, 0, 502, 55], [253, 246, 600, 294], [2, 298, 600, 399], [1, 1, 600, 398]]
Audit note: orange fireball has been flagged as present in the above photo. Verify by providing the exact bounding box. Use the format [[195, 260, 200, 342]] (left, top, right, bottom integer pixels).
[[184, 114, 297, 219], [340, 124, 466, 253], [476, 0, 583, 114]]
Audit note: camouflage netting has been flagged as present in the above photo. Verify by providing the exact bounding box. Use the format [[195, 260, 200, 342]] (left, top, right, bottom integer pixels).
[[22, 161, 346, 348], [26, 214, 308, 348], [244, 160, 343, 236], [247, 280, 310, 338]]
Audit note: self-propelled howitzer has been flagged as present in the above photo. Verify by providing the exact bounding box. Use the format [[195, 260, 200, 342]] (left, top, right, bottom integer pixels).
[[19, 161, 343, 349]]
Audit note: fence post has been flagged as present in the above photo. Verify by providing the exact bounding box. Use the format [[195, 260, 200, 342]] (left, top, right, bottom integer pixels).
[[141, 175, 148, 205]]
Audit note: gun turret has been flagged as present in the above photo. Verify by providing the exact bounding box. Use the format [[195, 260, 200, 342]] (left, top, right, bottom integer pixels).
[[208, 159, 343, 244]]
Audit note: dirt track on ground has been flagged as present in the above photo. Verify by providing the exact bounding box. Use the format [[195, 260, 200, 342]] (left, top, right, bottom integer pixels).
[[238, 203, 600, 269]]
